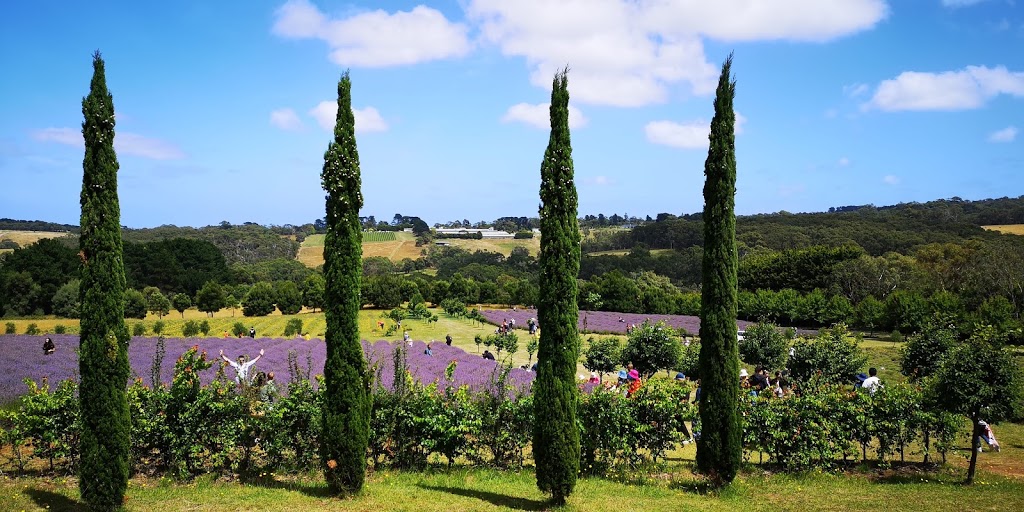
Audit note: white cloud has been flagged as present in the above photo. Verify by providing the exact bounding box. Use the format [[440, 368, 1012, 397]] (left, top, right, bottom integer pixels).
[[865, 65, 1024, 111], [989, 126, 1018, 143], [32, 127, 185, 160], [309, 101, 389, 133], [501, 102, 587, 130], [838, 157, 851, 166], [644, 112, 745, 149], [270, 108, 304, 131], [272, 0, 471, 67], [585, 175, 614, 186], [883, 175, 900, 185], [466, 0, 885, 106]]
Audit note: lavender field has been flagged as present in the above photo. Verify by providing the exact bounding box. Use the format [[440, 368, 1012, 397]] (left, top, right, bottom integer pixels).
[[0, 335, 533, 403], [480, 308, 753, 335]]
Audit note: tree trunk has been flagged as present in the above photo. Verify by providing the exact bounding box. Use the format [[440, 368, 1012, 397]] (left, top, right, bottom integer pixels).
[[966, 413, 981, 484]]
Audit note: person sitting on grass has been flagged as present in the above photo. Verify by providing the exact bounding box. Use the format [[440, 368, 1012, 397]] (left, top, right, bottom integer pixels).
[[220, 348, 264, 385], [43, 337, 55, 355]]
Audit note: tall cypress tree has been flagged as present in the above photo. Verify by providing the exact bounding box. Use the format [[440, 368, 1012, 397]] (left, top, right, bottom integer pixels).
[[696, 54, 742, 486], [320, 70, 371, 494], [533, 69, 581, 505], [78, 50, 131, 510]]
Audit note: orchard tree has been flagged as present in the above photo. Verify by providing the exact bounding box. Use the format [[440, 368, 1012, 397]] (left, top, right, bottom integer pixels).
[[582, 336, 621, 382], [195, 281, 226, 317], [123, 289, 147, 319], [242, 282, 276, 317], [900, 322, 957, 381], [697, 53, 742, 486], [143, 286, 170, 319], [301, 273, 326, 312], [319, 71, 371, 494], [275, 280, 303, 315], [224, 294, 239, 317], [172, 293, 191, 318], [620, 321, 682, 378], [533, 69, 581, 505], [930, 327, 1022, 484], [788, 324, 867, 386], [77, 50, 132, 510], [738, 321, 789, 371]]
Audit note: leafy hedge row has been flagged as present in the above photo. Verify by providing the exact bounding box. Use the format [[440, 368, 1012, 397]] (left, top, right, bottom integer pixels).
[[0, 345, 976, 478]]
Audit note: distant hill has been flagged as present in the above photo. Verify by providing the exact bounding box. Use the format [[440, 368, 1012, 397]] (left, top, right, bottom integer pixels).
[[0, 218, 78, 233]]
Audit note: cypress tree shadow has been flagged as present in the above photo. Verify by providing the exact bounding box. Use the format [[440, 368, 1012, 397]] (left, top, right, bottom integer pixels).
[[242, 474, 335, 498], [24, 487, 82, 512], [417, 483, 550, 510]]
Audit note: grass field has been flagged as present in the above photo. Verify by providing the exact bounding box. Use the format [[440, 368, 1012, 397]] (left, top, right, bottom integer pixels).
[[0, 230, 70, 254], [1, 448, 1022, 511], [982, 224, 1024, 235], [296, 232, 539, 267]]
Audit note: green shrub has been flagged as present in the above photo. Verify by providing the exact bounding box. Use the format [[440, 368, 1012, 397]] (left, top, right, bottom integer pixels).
[[54, 324, 67, 334], [153, 320, 165, 335], [181, 320, 200, 338], [132, 323, 147, 336], [4, 322, 15, 334], [283, 318, 304, 337], [25, 323, 40, 335], [232, 322, 247, 338], [199, 319, 211, 336]]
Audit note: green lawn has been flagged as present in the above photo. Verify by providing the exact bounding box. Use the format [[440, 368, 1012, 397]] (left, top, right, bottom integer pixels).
[[2, 462, 1021, 511]]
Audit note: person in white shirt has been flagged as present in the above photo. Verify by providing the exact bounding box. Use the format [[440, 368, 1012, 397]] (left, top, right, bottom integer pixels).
[[862, 367, 881, 395], [220, 348, 264, 385]]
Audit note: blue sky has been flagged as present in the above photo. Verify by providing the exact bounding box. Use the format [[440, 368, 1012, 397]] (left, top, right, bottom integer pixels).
[[1, 0, 1021, 228]]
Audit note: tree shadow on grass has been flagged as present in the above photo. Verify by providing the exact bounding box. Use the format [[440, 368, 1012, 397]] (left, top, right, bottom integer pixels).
[[241, 473, 334, 499], [417, 483, 551, 511], [23, 487, 83, 512]]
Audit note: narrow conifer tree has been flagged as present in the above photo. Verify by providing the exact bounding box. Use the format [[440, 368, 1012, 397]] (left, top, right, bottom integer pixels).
[[320, 70, 371, 494], [533, 69, 581, 505], [78, 50, 131, 510], [696, 54, 742, 486]]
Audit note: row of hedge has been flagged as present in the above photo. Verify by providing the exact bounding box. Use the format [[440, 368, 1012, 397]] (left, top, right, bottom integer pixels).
[[0, 345, 977, 479]]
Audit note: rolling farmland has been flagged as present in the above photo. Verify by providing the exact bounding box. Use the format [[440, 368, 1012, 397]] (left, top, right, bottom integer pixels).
[[982, 224, 1024, 235]]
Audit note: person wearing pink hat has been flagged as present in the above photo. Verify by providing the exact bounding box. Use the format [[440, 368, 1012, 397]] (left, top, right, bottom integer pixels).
[[626, 369, 642, 397]]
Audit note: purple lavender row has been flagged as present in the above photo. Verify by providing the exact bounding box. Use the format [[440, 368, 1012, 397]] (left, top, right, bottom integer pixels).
[[0, 335, 534, 404], [479, 308, 752, 335]]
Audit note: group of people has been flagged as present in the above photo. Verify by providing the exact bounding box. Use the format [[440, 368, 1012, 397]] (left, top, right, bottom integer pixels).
[[739, 366, 792, 398], [218, 348, 277, 405], [496, 317, 516, 335]]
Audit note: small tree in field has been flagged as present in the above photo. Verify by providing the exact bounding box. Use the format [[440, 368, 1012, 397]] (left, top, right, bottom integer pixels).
[[900, 322, 957, 381], [582, 336, 621, 383], [620, 321, 682, 379], [196, 281, 226, 317], [738, 321, 789, 371], [172, 293, 191, 318], [788, 324, 867, 386], [930, 327, 1022, 484]]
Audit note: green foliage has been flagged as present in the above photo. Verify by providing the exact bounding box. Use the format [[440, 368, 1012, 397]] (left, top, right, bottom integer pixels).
[[77, 50, 131, 511], [242, 281, 276, 317], [153, 320, 165, 335], [172, 292, 192, 318], [4, 322, 15, 334], [738, 321, 789, 370], [199, 319, 210, 335], [301, 273, 325, 312], [900, 323, 958, 381], [697, 54, 742, 486], [620, 321, 682, 378], [274, 280, 303, 315], [144, 286, 172, 318], [25, 323, 40, 335], [181, 320, 200, 337], [533, 68, 581, 504], [16, 378, 80, 473], [231, 321, 247, 338], [54, 324, 67, 334], [583, 336, 621, 381], [51, 279, 81, 318], [362, 274, 405, 309], [284, 317, 304, 337], [320, 70, 371, 494], [123, 288, 147, 319], [855, 295, 886, 333], [132, 323, 146, 336], [677, 338, 701, 380], [788, 324, 868, 386], [440, 298, 467, 317], [195, 280, 226, 317]]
